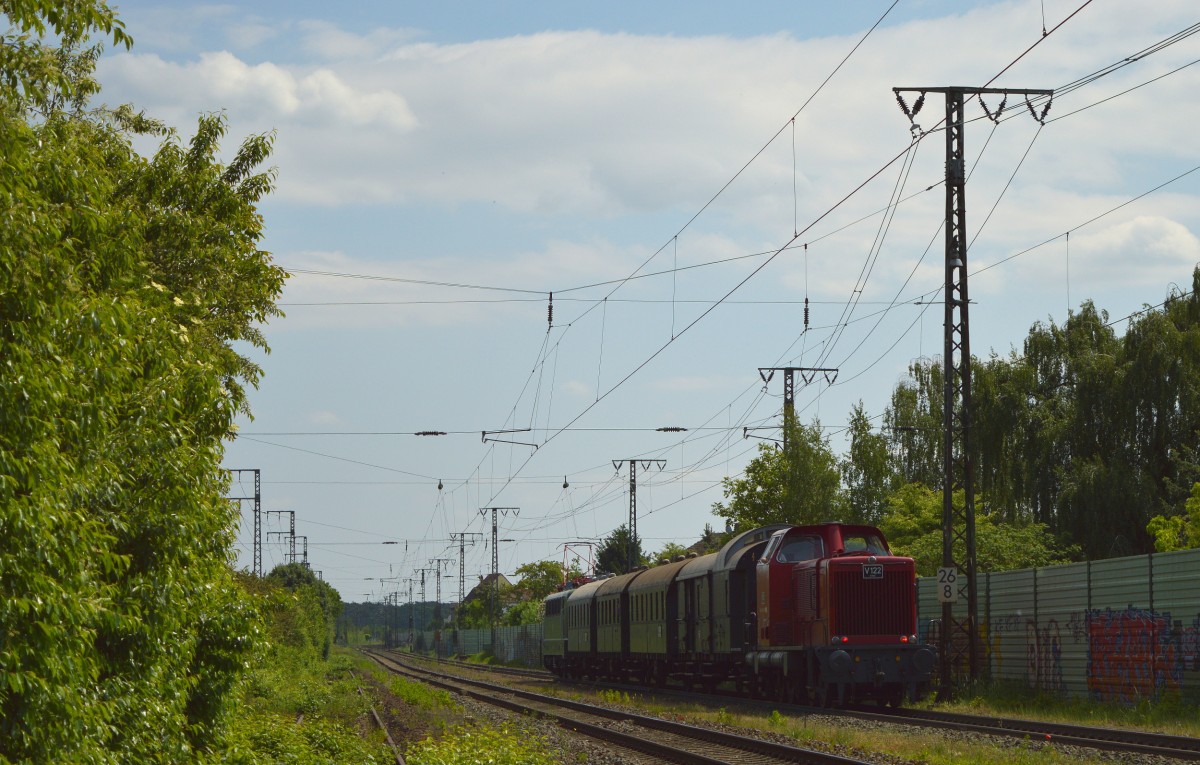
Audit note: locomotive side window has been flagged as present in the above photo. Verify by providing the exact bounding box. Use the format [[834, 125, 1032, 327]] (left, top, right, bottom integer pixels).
[[776, 535, 823, 562]]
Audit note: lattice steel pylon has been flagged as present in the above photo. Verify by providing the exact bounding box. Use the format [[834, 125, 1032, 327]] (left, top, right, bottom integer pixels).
[[228, 469, 261, 576], [757, 367, 838, 450], [893, 85, 1052, 699], [451, 531, 483, 628], [612, 460, 665, 571]]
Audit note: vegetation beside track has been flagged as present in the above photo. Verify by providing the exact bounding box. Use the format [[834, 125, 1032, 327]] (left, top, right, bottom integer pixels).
[[934, 680, 1200, 738], [531, 681, 1151, 765]]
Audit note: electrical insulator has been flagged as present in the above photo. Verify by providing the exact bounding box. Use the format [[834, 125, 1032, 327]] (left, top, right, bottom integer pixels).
[[548, 292, 553, 327], [563, 475, 569, 489], [437, 479, 443, 491], [804, 297, 810, 329]]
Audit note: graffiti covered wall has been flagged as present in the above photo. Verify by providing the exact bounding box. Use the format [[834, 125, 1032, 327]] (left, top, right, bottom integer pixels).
[[918, 547, 1200, 703]]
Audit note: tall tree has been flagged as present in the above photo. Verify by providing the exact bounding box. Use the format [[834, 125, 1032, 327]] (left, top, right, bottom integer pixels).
[[880, 292, 1200, 559], [882, 361, 943, 488], [878, 484, 1078, 576], [712, 418, 845, 530], [512, 560, 566, 600], [841, 402, 897, 525], [0, 3, 285, 760], [596, 524, 643, 575]]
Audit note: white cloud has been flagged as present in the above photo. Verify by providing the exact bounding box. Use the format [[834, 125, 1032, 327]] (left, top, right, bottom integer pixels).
[[98, 3, 1200, 226], [1074, 215, 1200, 287], [309, 410, 344, 426], [96, 2, 1200, 329], [562, 380, 593, 398], [102, 50, 417, 133], [646, 375, 738, 393], [296, 20, 423, 61]]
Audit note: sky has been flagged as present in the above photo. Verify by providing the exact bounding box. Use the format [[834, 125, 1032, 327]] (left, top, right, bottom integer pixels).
[[93, 0, 1200, 603]]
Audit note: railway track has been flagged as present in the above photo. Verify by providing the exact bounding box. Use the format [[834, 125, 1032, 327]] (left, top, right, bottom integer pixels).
[[364, 649, 879, 765], [390, 649, 1200, 762], [873, 705, 1200, 761]]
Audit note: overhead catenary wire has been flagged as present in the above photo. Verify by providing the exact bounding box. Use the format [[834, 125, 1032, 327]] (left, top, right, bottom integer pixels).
[[257, 1, 1198, 585]]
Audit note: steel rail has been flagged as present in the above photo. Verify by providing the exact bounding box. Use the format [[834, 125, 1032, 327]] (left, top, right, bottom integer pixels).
[[364, 649, 876, 765]]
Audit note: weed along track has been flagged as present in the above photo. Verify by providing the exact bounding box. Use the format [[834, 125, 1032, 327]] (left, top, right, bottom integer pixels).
[[363, 649, 882, 765], [389, 648, 1200, 764]]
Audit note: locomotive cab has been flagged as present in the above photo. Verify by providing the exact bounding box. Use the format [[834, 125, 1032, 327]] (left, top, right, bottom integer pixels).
[[751, 523, 936, 705]]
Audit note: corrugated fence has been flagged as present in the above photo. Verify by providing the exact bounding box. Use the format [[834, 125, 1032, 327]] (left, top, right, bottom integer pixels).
[[918, 547, 1200, 703], [410, 625, 544, 667]]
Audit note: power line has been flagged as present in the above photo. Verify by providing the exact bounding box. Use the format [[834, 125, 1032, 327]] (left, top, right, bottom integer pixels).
[[285, 268, 544, 295]]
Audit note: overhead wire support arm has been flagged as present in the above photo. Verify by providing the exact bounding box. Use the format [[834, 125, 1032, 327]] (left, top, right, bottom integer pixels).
[[481, 428, 538, 450], [742, 426, 782, 445]]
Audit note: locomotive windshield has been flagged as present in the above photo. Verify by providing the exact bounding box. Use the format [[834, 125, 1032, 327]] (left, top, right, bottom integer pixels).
[[840, 532, 888, 555], [775, 535, 824, 562]]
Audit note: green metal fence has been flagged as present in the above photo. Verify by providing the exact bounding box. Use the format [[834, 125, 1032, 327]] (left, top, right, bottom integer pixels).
[[918, 548, 1200, 703]]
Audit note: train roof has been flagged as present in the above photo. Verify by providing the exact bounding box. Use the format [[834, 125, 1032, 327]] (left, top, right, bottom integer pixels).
[[676, 551, 718, 580], [715, 524, 790, 570], [628, 557, 691, 592], [564, 576, 606, 605], [596, 569, 643, 597]]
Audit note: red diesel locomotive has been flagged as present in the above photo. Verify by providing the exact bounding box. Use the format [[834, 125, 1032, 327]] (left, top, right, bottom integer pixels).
[[542, 522, 935, 706]]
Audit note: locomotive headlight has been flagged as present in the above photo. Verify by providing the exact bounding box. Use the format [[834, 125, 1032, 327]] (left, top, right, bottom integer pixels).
[[831, 636, 840, 644], [900, 635, 909, 643]]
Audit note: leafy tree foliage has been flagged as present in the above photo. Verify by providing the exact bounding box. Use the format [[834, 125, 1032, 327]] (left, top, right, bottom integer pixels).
[[0, 3, 285, 761], [878, 484, 1078, 576], [652, 541, 691, 563], [712, 418, 845, 531], [695, 522, 730, 554], [456, 579, 517, 629], [881, 283, 1200, 560], [502, 599, 544, 626], [1147, 482, 1200, 552], [512, 560, 565, 600], [265, 564, 343, 659], [882, 361, 943, 488], [842, 402, 898, 525], [596, 524, 644, 575]]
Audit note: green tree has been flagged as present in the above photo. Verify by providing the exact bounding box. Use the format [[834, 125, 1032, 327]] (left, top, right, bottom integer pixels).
[[596, 524, 644, 575], [695, 522, 729, 553], [1147, 482, 1200, 552], [841, 402, 897, 525], [878, 484, 1077, 576], [512, 560, 565, 600], [502, 599, 544, 626], [265, 564, 343, 659], [652, 541, 691, 564], [0, 3, 284, 760], [881, 284, 1200, 560], [457, 580, 516, 629], [883, 361, 943, 488], [712, 418, 844, 530]]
